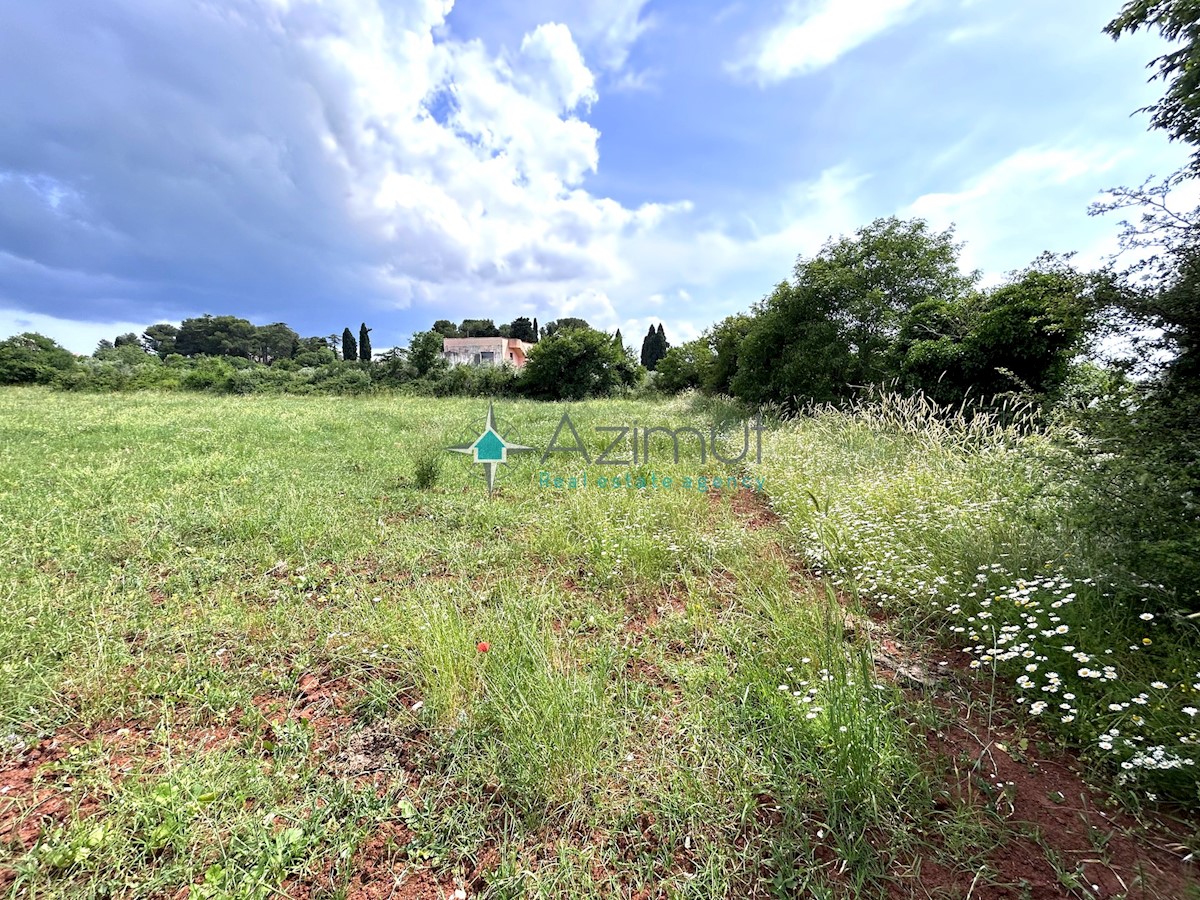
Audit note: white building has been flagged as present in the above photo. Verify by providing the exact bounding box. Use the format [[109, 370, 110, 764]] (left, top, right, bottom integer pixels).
[[441, 337, 534, 369]]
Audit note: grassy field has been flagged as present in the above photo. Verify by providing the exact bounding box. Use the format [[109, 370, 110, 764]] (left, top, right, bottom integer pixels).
[[0, 388, 1196, 899]]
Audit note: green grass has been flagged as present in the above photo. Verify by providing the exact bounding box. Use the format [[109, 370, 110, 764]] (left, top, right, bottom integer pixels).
[[0, 388, 1195, 899]]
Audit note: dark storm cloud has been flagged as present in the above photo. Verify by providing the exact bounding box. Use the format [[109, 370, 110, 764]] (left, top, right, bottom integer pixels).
[[0, 1, 397, 325]]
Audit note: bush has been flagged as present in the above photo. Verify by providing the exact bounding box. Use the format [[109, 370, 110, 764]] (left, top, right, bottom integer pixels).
[[413, 452, 441, 490], [0, 333, 78, 385], [314, 366, 372, 395], [181, 357, 239, 392], [519, 328, 638, 400]]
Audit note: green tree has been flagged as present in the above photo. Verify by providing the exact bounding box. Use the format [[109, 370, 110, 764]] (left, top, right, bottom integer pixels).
[[459, 318, 501, 337], [654, 341, 712, 393], [894, 255, 1097, 405], [409, 330, 447, 377], [432, 320, 460, 338], [520, 327, 636, 400], [1081, 176, 1200, 610], [359, 323, 372, 362], [532, 318, 539, 341], [342, 327, 357, 362], [639, 323, 670, 371], [508, 317, 537, 342], [294, 337, 336, 367], [175, 315, 258, 358], [114, 332, 141, 349], [731, 280, 851, 405], [541, 317, 590, 339], [732, 218, 976, 404], [141, 324, 179, 358], [1090, 174, 1200, 384], [0, 333, 78, 385], [703, 315, 753, 394], [1106, 1, 1200, 171], [639, 325, 656, 368], [254, 323, 299, 364]]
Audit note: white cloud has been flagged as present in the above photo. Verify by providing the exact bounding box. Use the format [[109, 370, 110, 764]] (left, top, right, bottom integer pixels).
[[572, 0, 655, 71], [737, 0, 923, 83], [607, 67, 660, 93], [904, 145, 1129, 281], [623, 314, 700, 347], [0, 0, 693, 332], [514, 23, 598, 113], [0, 0, 879, 353], [0, 308, 156, 355]]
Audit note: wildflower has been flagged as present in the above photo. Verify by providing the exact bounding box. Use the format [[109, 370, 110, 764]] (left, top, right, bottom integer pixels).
[[477, 641, 490, 653], [1140, 613, 1154, 621], [1184, 708, 1198, 718], [1151, 681, 1168, 690]]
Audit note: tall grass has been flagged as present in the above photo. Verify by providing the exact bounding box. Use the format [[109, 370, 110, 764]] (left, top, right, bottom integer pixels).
[[757, 393, 1200, 803], [1, 387, 1194, 899]]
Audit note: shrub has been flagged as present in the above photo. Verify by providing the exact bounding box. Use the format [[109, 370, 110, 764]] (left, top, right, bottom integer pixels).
[[413, 452, 441, 490]]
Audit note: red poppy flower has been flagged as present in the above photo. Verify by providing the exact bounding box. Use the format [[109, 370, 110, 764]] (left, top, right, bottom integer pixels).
[[476, 641, 490, 653]]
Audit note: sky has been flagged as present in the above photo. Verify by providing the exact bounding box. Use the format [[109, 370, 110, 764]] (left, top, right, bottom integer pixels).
[[0, 0, 1191, 354]]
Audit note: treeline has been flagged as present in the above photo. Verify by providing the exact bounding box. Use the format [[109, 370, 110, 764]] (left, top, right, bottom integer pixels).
[[652, 217, 1104, 410], [0, 315, 666, 401], [103, 316, 374, 364]]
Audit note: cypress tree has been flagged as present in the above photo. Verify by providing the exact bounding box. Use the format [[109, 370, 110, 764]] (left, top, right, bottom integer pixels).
[[342, 327, 356, 362], [614, 328, 623, 350], [359, 323, 372, 362], [532, 317, 539, 342], [655, 324, 669, 369], [640, 325, 655, 368]]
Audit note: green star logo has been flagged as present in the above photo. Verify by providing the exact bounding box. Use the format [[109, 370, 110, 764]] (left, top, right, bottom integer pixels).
[[447, 403, 533, 495]]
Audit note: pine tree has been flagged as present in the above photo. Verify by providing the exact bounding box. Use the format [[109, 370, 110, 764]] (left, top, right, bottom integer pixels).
[[359, 323, 372, 362], [342, 327, 356, 362]]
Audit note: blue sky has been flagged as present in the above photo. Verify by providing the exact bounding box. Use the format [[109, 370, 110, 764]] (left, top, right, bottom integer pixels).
[[0, 0, 1190, 354]]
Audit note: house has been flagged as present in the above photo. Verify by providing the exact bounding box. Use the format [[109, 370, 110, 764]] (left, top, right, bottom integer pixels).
[[441, 337, 534, 369]]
